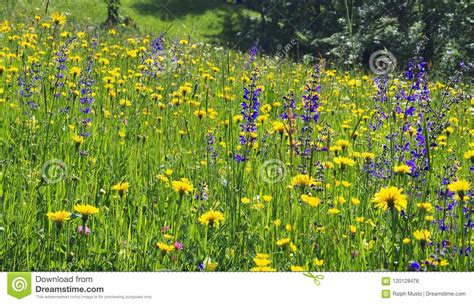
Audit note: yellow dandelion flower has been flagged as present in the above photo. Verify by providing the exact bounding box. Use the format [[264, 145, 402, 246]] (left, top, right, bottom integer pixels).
[[46, 210, 70, 223], [171, 178, 194, 195], [351, 198, 360, 205], [413, 229, 431, 242], [289, 242, 297, 253], [313, 258, 324, 267], [447, 180, 470, 196], [112, 181, 130, 197], [198, 210, 225, 227], [290, 174, 317, 188], [255, 253, 270, 260], [74, 204, 99, 216], [300, 194, 321, 207], [440, 260, 449, 267], [276, 237, 291, 246], [50, 12, 67, 25], [416, 202, 433, 212], [290, 265, 306, 272], [241, 197, 251, 204], [70, 66, 81, 77], [361, 152, 375, 160], [156, 242, 174, 253], [333, 156, 356, 168], [464, 150, 474, 162], [272, 121, 286, 134], [393, 164, 411, 174], [262, 195, 273, 202], [250, 266, 276, 272], [253, 257, 271, 267], [372, 186, 407, 211], [349, 225, 357, 234], [72, 134, 85, 145], [335, 139, 350, 149]]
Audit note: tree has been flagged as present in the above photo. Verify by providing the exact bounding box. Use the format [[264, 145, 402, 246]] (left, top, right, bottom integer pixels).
[[105, 0, 121, 26]]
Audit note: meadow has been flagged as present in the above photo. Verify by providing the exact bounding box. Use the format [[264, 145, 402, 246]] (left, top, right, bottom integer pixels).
[[0, 12, 472, 272]]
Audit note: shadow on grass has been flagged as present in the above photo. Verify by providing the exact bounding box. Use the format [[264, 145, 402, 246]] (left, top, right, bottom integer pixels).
[[131, 0, 225, 20], [130, 0, 289, 54]]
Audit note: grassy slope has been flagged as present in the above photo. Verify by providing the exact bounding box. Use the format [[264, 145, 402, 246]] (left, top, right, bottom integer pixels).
[[1, 0, 234, 40]]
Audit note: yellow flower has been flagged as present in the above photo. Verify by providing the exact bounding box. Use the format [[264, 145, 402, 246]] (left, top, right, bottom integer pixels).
[[289, 242, 297, 253], [250, 266, 276, 272], [393, 164, 411, 174], [328, 208, 340, 215], [290, 174, 317, 188], [413, 229, 431, 242], [253, 257, 271, 267], [46, 210, 70, 223], [156, 242, 174, 253], [119, 98, 132, 107], [440, 259, 449, 267], [447, 180, 470, 196], [74, 204, 99, 216], [300, 194, 321, 207], [336, 139, 350, 149], [272, 121, 286, 134], [72, 134, 85, 145], [263, 195, 273, 202], [198, 210, 225, 227], [361, 152, 375, 160], [194, 109, 206, 118], [290, 265, 306, 272], [276, 237, 291, 246], [313, 258, 324, 267], [171, 178, 194, 195], [425, 215, 435, 221], [372, 186, 407, 211], [403, 238, 411, 244], [233, 114, 243, 123], [416, 202, 433, 212], [255, 253, 270, 260], [112, 181, 130, 196], [464, 150, 474, 162], [333, 156, 356, 168], [202, 257, 218, 271], [349, 225, 357, 234], [322, 161, 334, 169], [241, 197, 251, 204], [50, 12, 67, 25], [351, 198, 360, 205], [70, 66, 81, 77]]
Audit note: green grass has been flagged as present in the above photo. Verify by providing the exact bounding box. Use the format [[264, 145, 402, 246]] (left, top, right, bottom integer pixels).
[[0, 11, 472, 272], [1, 0, 237, 40]]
